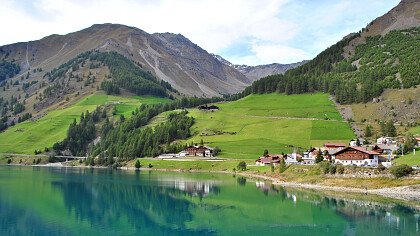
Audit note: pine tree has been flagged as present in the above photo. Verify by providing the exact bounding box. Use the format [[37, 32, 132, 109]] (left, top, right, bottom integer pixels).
[[365, 125, 372, 137]]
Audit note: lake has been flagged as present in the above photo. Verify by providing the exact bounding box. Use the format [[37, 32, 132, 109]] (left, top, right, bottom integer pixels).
[[0, 166, 418, 235]]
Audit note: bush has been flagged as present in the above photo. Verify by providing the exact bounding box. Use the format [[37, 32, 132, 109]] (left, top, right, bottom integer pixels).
[[377, 164, 386, 172], [213, 146, 221, 156], [237, 161, 247, 171], [48, 155, 57, 163], [148, 163, 153, 168], [390, 164, 413, 178], [329, 165, 337, 174], [278, 158, 287, 173], [135, 159, 141, 169], [315, 156, 324, 163], [318, 161, 331, 174], [337, 165, 345, 174]]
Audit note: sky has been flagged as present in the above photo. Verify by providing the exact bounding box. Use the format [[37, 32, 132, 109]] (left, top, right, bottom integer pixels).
[[0, 0, 400, 66]]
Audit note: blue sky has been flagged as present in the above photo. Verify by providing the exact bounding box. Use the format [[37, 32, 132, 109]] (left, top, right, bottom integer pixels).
[[0, 0, 400, 65]]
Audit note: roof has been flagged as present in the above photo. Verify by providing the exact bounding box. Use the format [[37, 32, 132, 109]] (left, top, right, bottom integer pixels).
[[334, 146, 379, 156], [324, 143, 346, 147], [257, 158, 279, 164], [186, 145, 213, 150], [373, 144, 398, 151]]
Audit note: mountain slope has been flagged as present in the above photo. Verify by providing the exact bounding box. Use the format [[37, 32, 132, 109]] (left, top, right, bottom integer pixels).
[[0, 24, 249, 98], [343, 0, 420, 58], [212, 54, 307, 81], [240, 0, 419, 103]]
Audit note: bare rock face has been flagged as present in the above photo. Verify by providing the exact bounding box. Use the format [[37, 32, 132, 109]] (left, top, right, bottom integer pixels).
[[0, 23, 249, 97], [232, 61, 308, 81]]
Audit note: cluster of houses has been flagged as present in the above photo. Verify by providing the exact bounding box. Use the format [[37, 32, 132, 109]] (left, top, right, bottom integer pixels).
[[158, 145, 215, 159], [256, 137, 406, 168]]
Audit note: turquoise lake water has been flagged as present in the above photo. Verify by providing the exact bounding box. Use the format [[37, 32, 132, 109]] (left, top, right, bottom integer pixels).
[[0, 166, 418, 235]]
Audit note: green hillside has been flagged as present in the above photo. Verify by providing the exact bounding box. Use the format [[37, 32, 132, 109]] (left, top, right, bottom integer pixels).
[[0, 93, 170, 154], [185, 93, 355, 159], [240, 27, 420, 104]]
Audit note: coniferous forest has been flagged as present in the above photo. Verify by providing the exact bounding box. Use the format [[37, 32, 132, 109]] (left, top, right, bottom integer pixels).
[[233, 27, 420, 104]]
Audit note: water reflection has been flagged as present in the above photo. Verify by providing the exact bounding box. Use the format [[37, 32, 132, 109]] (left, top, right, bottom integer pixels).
[[50, 169, 215, 235], [252, 179, 420, 235], [0, 166, 418, 236]]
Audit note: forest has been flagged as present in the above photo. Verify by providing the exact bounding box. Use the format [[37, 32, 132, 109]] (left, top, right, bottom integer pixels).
[[42, 50, 175, 100], [234, 27, 420, 104], [0, 60, 20, 82], [53, 95, 222, 163]]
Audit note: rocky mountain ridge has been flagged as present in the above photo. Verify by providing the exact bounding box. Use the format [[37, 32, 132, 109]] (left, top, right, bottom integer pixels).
[[212, 54, 307, 81]]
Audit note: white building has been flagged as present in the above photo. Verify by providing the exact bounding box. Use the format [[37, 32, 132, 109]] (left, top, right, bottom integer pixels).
[[377, 137, 393, 145], [333, 146, 379, 167]]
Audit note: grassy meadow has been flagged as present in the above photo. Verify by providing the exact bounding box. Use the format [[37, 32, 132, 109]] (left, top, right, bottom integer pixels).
[[393, 148, 420, 166], [0, 93, 170, 154], [185, 93, 355, 159]]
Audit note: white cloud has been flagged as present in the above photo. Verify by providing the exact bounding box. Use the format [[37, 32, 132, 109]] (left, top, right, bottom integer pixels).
[[231, 43, 308, 65], [0, 0, 400, 65]]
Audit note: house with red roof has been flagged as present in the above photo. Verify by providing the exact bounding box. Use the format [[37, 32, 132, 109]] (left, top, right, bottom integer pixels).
[[332, 146, 380, 167], [255, 154, 282, 166]]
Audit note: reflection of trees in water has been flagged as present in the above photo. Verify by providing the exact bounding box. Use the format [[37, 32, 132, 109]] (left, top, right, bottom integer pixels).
[[51, 174, 215, 235], [236, 177, 246, 186], [259, 182, 419, 234], [0, 200, 71, 236]]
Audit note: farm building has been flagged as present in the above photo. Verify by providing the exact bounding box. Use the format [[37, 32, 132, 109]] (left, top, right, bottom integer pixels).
[[376, 137, 394, 145], [198, 105, 219, 111], [333, 146, 379, 167], [324, 143, 346, 155], [185, 146, 214, 157], [255, 154, 282, 166], [285, 152, 302, 164]]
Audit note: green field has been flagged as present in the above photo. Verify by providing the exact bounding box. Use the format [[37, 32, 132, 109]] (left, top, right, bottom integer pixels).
[[185, 93, 355, 159], [0, 93, 170, 154], [393, 148, 420, 166], [408, 126, 420, 135]]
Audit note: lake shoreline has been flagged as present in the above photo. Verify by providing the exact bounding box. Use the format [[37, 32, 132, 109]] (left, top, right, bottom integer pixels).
[[121, 166, 420, 202], [2, 163, 419, 202]]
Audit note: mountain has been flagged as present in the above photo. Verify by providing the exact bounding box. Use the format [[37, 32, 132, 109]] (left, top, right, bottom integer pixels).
[[212, 54, 307, 81], [232, 61, 308, 81], [0, 24, 250, 98], [343, 0, 420, 58], [239, 0, 419, 106]]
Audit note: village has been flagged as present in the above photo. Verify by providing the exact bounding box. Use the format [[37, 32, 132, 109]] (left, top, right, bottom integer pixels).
[[256, 135, 419, 168], [158, 135, 420, 169]]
